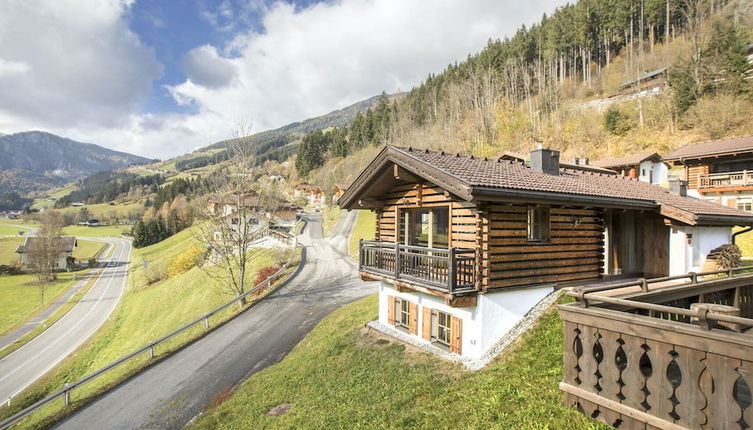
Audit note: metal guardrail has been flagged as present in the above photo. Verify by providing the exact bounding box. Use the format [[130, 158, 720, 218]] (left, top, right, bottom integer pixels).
[[0, 245, 302, 430]]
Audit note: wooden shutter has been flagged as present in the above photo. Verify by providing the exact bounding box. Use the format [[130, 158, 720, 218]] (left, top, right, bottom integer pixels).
[[450, 316, 462, 354], [408, 302, 419, 335], [387, 296, 396, 325], [728, 198, 738, 209], [422, 307, 432, 341]]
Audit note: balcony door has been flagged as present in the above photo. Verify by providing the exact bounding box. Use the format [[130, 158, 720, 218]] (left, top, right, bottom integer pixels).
[[400, 207, 449, 249]]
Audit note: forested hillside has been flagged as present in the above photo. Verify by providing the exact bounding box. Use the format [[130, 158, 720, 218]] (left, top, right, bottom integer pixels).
[[293, 0, 753, 192]]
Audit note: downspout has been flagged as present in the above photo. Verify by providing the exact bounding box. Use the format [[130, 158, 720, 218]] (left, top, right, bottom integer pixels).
[[732, 226, 753, 245]]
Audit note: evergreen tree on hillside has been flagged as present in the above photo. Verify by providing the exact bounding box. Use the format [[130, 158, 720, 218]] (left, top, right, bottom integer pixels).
[[295, 129, 331, 176], [330, 127, 350, 158]]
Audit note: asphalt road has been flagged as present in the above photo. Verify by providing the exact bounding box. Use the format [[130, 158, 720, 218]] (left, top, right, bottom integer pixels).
[[55, 211, 375, 430], [0, 238, 131, 403]]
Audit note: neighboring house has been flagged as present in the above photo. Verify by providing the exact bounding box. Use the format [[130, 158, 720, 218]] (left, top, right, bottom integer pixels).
[[292, 184, 326, 208], [70, 202, 84, 207], [267, 171, 286, 183], [339, 146, 753, 359], [207, 193, 261, 217], [331, 183, 348, 204], [616, 66, 668, 95], [268, 204, 299, 229], [16, 236, 77, 270], [590, 152, 666, 184], [663, 135, 753, 210], [498, 150, 617, 175]]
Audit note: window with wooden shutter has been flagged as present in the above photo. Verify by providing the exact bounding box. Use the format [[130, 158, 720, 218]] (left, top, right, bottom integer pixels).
[[387, 296, 396, 325], [408, 302, 419, 335], [449, 316, 462, 354], [422, 307, 432, 340]]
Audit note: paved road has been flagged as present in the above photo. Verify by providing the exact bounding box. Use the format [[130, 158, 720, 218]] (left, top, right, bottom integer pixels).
[[55, 211, 376, 430], [0, 239, 116, 351], [0, 238, 131, 403]]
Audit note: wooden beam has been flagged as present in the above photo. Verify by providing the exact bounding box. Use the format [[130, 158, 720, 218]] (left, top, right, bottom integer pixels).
[[393, 164, 420, 182]]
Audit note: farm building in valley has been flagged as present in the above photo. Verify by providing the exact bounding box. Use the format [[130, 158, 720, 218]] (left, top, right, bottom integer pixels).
[[664, 135, 753, 211], [339, 145, 753, 359], [15, 236, 77, 270]]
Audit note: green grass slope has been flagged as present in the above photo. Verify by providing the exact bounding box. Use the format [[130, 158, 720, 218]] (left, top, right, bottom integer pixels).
[[347, 210, 375, 259], [192, 295, 606, 429]]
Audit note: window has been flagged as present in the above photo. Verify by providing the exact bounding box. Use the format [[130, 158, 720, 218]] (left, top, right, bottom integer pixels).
[[395, 297, 410, 328], [401, 207, 449, 248], [434, 310, 452, 346], [527, 206, 550, 242], [738, 201, 753, 212]]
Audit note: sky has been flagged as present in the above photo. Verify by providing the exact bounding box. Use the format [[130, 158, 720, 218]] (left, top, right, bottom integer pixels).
[[0, 0, 567, 159]]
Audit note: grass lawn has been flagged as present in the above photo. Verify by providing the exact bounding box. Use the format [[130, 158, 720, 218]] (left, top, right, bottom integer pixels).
[[348, 210, 376, 259], [72, 240, 107, 261], [0, 225, 298, 428], [0, 272, 84, 336], [61, 224, 130, 238], [192, 295, 606, 429], [0, 237, 24, 265], [56, 202, 144, 221], [321, 205, 341, 237], [735, 226, 753, 257]]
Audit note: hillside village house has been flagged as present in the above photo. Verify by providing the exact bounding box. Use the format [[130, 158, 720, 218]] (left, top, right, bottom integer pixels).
[[292, 183, 325, 208], [339, 145, 753, 359], [591, 152, 666, 184], [663, 135, 753, 211], [331, 183, 348, 204], [15, 236, 77, 270]]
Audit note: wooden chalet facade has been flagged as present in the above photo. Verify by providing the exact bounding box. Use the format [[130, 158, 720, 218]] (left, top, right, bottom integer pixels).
[[591, 152, 665, 184], [664, 135, 753, 211], [340, 146, 753, 359]]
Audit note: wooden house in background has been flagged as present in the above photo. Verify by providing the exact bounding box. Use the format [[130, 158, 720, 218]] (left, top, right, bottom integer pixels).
[[16, 236, 77, 270], [331, 183, 348, 204], [292, 183, 325, 208], [339, 146, 753, 358], [591, 152, 666, 184], [664, 135, 753, 211]]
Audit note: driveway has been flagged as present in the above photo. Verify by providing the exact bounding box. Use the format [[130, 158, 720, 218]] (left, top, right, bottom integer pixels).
[[55, 211, 376, 429], [0, 238, 131, 402]]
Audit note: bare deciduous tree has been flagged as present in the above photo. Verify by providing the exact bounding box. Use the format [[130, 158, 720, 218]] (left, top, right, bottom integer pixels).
[[197, 123, 285, 305], [29, 212, 64, 303]]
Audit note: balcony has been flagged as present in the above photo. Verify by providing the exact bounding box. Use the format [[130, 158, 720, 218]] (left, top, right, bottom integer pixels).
[[698, 170, 753, 189], [358, 241, 477, 295], [559, 270, 753, 429]]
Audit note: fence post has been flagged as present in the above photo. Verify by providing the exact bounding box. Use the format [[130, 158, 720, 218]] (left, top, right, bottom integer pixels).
[[689, 272, 697, 284], [448, 247, 456, 293], [394, 241, 400, 280], [639, 278, 648, 292], [148, 341, 154, 359], [204, 314, 209, 329], [358, 240, 363, 271], [63, 383, 70, 406]]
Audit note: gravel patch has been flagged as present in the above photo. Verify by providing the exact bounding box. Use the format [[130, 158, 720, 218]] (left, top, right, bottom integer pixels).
[[366, 289, 565, 370]]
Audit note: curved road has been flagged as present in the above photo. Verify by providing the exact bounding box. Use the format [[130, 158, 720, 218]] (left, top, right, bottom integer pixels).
[[55, 211, 375, 430], [0, 238, 131, 403]]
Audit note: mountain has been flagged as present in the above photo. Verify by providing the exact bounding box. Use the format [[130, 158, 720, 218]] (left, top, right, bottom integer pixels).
[[0, 131, 153, 194]]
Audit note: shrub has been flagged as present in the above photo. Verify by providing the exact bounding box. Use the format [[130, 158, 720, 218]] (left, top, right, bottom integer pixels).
[[168, 246, 203, 278], [254, 265, 280, 286], [684, 94, 753, 139], [603, 106, 633, 136], [141, 262, 167, 287]]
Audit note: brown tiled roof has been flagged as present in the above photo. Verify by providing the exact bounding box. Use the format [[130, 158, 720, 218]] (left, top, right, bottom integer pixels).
[[16, 237, 77, 254], [591, 152, 660, 168], [498, 150, 616, 174], [663, 135, 753, 161], [391, 146, 753, 224]]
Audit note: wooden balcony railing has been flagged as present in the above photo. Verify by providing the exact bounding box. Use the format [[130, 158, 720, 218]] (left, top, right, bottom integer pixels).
[[559, 268, 753, 429], [358, 240, 476, 294], [698, 170, 753, 189]]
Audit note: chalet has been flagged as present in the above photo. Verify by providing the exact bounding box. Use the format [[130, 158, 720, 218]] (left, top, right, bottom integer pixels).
[[331, 183, 348, 204], [267, 171, 286, 183], [339, 145, 753, 359], [590, 152, 666, 184], [663, 135, 753, 211], [15, 236, 77, 270], [292, 183, 325, 208], [207, 193, 260, 217]]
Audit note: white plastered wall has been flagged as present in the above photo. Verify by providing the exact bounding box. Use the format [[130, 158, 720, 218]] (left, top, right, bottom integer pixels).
[[669, 226, 731, 275], [378, 282, 553, 359]]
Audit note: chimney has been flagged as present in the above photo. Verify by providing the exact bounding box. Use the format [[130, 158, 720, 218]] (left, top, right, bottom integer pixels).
[[569, 157, 589, 166], [530, 148, 560, 175], [669, 178, 688, 197]]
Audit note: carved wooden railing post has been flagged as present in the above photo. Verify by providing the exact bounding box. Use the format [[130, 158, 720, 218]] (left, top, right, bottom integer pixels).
[[448, 247, 456, 294], [394, 241, 400, 281]]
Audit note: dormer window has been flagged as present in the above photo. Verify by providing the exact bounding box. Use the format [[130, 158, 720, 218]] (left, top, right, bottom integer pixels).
[[527, 206, 550, 242]]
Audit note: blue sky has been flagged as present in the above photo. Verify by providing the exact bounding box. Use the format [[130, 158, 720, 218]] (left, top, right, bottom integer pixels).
[[0, 0, 567, 158]]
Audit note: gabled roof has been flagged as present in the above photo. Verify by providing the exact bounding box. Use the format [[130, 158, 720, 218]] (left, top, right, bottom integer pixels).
[[497, 150, 616, 175], [339, 146, 753, 226], [16, 236, 77, 254], [591, 152, 661, 169], [663, 135, 753, 162]]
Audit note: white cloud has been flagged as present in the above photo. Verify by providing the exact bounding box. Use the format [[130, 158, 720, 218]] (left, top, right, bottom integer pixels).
[[0, 0, 566, 159]]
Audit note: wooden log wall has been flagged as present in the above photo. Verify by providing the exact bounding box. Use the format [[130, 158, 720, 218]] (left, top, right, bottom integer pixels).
[[685, 164, 709, 190], [482, 204, 604, 290]]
